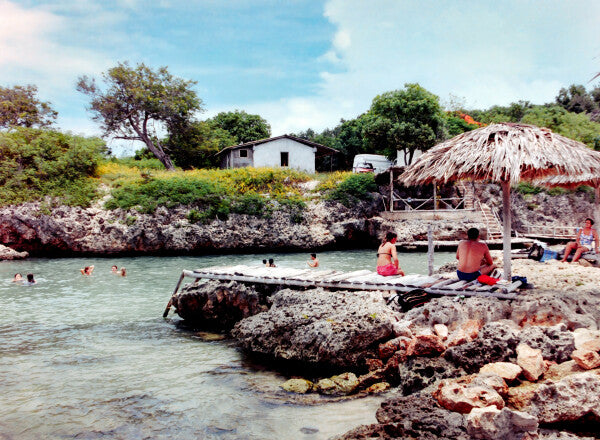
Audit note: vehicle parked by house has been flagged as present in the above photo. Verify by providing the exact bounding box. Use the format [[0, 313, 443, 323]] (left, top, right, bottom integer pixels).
[[352, 154, 393, 174]]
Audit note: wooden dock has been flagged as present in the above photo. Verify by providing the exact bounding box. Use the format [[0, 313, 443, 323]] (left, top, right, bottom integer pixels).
[[172, 265, 523, 300]]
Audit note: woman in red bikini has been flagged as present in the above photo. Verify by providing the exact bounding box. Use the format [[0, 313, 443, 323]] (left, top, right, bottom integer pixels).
[[377, 232, 405, 276]]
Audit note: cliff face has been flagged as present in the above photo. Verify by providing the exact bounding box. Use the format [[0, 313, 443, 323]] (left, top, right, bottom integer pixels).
[[0, 186, 595, 257]]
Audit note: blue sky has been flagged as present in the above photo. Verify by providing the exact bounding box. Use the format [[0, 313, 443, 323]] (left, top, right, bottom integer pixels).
[[1, 0, 600, 155]]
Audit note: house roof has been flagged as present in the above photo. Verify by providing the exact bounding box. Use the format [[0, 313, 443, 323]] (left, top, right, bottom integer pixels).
[[216, 134, 338, 158]]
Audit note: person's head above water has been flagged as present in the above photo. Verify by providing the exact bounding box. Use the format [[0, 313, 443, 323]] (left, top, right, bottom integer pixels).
[[26, 273, 35, 283], [12, 273, 23, 282], [467, 228, 480, 240], [111, 265, 118, 273]]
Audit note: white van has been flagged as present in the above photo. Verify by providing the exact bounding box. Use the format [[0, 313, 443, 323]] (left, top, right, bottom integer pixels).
[[352, 154, 393, 174]]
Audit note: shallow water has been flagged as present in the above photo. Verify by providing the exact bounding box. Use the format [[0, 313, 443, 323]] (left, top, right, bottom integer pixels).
[[0, 250, 455, 440]]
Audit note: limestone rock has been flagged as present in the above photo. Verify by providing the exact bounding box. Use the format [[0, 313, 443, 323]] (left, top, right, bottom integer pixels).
[[445, 322, 520, 373], [433, 323, 449, 339], [507, 381, 541, 411], [0, 244, 28, 260], [316, 372, 359, 395], [573, 328, 600, 349], [364, 382, 390, 394], [518, 324, 575, 363], [529, 372, 600, 424], [580, 338, 600, 352], [542, 360, 586, 381], [406, 334, 446, 357], [281, 378, 314, 394], [172, 280, 267, 329], [232, 289, 399, 369], [466, 407, 538, 440], [571, 349, 600, 370], [433, 378, 505, 414], [479, 362, 522, 382], [378, 336, 409, 360], [516, 344, 546, 382], [397, 357, 466, 396]]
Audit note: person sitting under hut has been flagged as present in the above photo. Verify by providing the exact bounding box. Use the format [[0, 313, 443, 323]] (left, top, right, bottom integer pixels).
[[307, 253, 319, 268], [456, 228, 496, 281], [561, 218, 599, 263], [376, 232, 405, 276]]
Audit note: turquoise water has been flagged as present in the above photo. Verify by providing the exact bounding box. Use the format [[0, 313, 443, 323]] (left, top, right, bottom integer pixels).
[[0, 250, 455, 440]]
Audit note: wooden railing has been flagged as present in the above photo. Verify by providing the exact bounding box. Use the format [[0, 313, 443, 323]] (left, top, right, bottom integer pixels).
[[391, 194, 471, 211], [520, 225, 578, 239]]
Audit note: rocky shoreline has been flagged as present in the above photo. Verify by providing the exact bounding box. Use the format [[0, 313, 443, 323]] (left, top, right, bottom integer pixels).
[[169, 257, 600, 439]]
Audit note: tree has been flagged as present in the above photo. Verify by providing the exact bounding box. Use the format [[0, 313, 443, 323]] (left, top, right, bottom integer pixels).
[[0, 85, 57, 129], [362, 84, 445, 165], [333, 116, 370, 169], [207, 110, 271, 143], [77, 62, 202, 170], [165, 121, 236, 169], [556, 84, 597, 114]]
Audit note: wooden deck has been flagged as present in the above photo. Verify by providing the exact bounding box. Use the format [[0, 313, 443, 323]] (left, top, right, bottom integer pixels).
[[174, 265, 523, 300]]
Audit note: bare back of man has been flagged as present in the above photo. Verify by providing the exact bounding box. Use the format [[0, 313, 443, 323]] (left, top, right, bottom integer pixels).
[[457, 240, 493, 273]]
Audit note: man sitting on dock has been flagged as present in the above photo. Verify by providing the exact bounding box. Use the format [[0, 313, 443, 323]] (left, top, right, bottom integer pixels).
[[456, 228, 496, 282]]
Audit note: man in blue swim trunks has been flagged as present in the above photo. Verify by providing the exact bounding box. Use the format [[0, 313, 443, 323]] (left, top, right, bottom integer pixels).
[[456, 228, 496, 281]]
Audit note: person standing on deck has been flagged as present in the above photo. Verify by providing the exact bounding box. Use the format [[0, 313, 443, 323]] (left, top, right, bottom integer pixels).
[[561, 218, 599, 263], [456, 228, 496, 281], [377, 232, 405, 276]]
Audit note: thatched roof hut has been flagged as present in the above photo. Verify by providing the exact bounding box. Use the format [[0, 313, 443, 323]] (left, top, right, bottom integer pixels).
[[535, 173, 600, 227], [400, 123, 600, 280]]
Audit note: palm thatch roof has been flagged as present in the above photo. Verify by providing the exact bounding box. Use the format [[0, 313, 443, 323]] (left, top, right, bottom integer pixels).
[[400, 123, 600, 186], [535, 173, 600, 189]]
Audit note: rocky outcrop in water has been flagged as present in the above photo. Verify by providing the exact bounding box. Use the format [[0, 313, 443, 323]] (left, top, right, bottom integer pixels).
[[0, 244, 28, 260]]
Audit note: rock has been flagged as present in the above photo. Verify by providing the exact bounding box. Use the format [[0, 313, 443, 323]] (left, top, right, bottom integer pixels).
[[445, 322, 520, 373], [364, 382, 390, 394], [378, 336, 409, 360], [466, 407, 538, 440], [233, 289, 400, 369], [280, 378, 314, 394], [365, 358, 383, 371], [433, 378, 505, 414], [571, 349, 600, 370], [172, 280, 267, 329], [516, 344, 546, 382], [433, 323, 449, 339], [391, 320, 413, 338], [471, 373, 509, 399], [406, 334, 446, 357], [0, 244, 28, 260], [506, 381, 541, 410], [529, 372, 600, 424], [479, 362, 522, 382], [542, 360, 586, 381], [518, 324, 575, 363], [316, 372, 359, 395], [397, 357, 466, 396], [573, 328, 600, 349], [581, 338, 600, 352]]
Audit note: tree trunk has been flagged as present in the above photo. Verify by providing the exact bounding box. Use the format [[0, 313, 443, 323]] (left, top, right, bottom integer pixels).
[[143, 137, 174, 170]]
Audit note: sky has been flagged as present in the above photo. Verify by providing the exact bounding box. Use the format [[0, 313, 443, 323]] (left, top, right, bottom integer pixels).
[[1, 0, 600, 155]]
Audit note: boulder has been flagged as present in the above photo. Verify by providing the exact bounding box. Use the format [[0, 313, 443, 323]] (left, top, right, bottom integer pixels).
[[517, 324, 575, 363], [405, 334, 446, 357], [316, 372, 359, 395], [528, 372, 600, 424], [466, 407, 538, 440], [0, 244, 28, 260], [506, 381, 541, 411], [364, 382, 390, 394], [172, 280, 267, 329], [580, 338, 600, 352], [445, 322, 520, 373], [397, 357, 466, 396], [280, 378, 314, 394], [232, 289, 400, 369], [516, 344, 546, 382], [433, 323, 449, 339], [378, 336, 409, 360], [571, 349, 600, 370], [433, 377, 505, 414], [573, 328, 600, 349], [479, 362, 522, 382], [542, 360, 586, 381]]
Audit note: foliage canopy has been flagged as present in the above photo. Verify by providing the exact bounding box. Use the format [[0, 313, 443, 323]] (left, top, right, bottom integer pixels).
[[0, 85, 58, 129], [207, 110, 271, 144]]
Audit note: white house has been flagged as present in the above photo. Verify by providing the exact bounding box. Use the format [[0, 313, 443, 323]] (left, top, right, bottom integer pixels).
[[217, 135, 337, 174]]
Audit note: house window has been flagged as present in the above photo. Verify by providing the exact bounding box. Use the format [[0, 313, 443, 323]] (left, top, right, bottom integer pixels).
[[239, 149, 248, 158], [280, 152, 289, 167]]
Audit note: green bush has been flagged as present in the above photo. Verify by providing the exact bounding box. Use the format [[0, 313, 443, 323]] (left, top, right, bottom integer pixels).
[[326, 173, 377, 206], [231, 192, 267, 216], [0, 127, 105, 206], [516, 182, 542, 195]]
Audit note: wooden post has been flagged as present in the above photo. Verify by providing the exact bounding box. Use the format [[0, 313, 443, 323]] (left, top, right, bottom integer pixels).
[[427, 223, 434, 276], [433, 181, 437, 211], [390, 168, 394, 212], [162, 271, 186, 318], [501, 180, 512, 281], [595, 185, 600, 231]]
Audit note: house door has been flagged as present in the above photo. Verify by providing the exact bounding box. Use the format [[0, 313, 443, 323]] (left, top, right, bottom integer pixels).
[[280, 152, 289, 167]]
